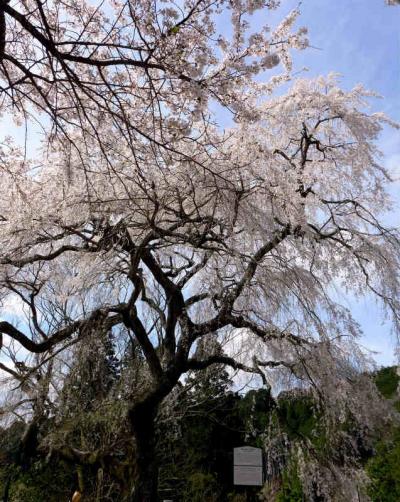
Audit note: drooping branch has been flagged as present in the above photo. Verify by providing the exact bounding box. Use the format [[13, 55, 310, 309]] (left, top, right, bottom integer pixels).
[[0, 310, 122, 354], [0, 245, 92, 268]]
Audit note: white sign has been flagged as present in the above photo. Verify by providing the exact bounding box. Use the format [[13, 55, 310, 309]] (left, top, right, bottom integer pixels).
[[233, 446, 263, 486], [234, 446, 262, 467], [234, 465, 263, 486]]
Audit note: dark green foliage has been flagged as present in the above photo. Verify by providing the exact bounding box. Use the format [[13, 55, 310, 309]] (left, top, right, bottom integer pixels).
[[157, 345, 245, 501], [183, 472, 221, 502], [374, 366, 400, 399], [157, 337, 277, 501], [0, 422, 74, 502], [6, 460, 74, 502], [0, 422, 26, 500], [367, 427, 400, 501], [62, 328, 120, 417], [238, 388, 275, 445], [276, 461, 304, 502], [0, 421, 26, 465], [1, 365, 400, 501], [277, 394, 318, 440]]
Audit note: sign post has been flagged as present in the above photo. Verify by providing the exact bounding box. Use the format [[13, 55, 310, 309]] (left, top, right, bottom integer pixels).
[[233, 446, 263, 486]]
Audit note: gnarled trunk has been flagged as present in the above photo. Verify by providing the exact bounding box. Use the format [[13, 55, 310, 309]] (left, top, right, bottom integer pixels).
[[129, 400, 159, 502], [1, 475, 11, 502]]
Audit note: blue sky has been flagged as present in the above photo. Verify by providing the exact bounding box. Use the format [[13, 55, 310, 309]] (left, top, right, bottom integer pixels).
[[277, 0, 400, 365], [214, 0, 399, 366]]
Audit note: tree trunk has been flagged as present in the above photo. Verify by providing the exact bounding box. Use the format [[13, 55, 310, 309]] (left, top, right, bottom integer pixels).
[[77, 465, 85, 494], [129, 400, 159, 502], [1, 475, 11, 502]]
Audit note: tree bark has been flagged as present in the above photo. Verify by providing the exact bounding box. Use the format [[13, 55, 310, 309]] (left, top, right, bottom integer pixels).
[[1, 475, 11, 502], [129, 400, 159, 502]]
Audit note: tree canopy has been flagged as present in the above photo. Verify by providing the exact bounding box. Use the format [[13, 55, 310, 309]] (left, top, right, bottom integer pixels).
[[0, 1, 399, 500]]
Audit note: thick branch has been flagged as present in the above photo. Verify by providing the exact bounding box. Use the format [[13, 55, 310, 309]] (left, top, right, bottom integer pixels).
[[2, 3, 161, 70], [0, 310, 122, 354], [186, 355, 267, 384], [121, 306, 163, 380], [1, 245, 89, 268]]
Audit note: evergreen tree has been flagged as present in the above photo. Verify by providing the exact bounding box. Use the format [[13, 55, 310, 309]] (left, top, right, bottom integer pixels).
[[62, 327, 120, 416], [158, 336, 243, 501], [54, 326, 123, 499]]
